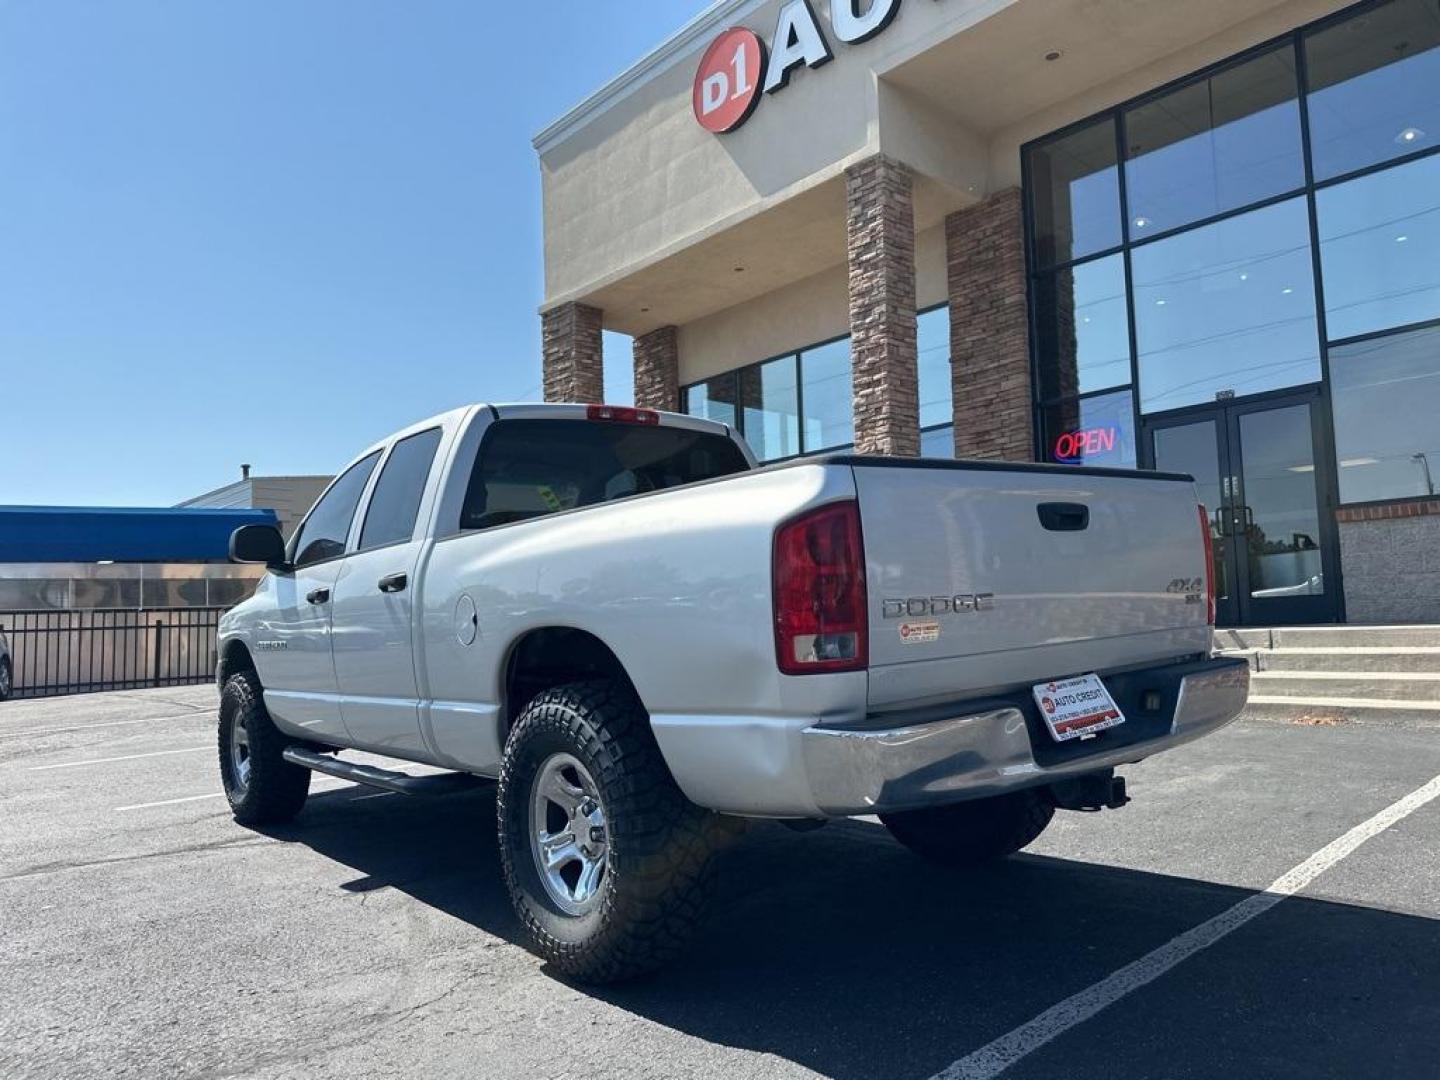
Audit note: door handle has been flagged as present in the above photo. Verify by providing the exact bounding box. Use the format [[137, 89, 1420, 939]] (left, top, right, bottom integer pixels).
[[305, 587, 330, 605], [378, 572, 408, 593], [1037, 502, 1089, 531]]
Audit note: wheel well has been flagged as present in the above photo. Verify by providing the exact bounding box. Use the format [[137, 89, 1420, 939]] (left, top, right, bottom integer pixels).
[[503, 628, 639, 731], [217, 639, 256, 689]]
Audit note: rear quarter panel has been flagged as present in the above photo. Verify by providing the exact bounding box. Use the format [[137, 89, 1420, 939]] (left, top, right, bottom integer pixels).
[[417, 462, 865, 774]]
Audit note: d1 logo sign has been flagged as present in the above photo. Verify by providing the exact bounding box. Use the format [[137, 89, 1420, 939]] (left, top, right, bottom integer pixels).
[[693, 28, 766, 134], [693, 0, 907, 134]]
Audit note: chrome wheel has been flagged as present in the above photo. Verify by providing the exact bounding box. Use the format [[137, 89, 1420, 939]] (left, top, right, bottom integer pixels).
[[229, 711, 251, 793], [529, 753, 608, 916]]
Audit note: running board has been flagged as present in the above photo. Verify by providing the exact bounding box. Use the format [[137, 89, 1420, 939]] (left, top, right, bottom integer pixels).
[[282, 746, 484, 796]]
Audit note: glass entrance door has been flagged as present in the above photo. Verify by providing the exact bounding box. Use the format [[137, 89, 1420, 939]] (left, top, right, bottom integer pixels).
[[1145, 391, 1339, 626]]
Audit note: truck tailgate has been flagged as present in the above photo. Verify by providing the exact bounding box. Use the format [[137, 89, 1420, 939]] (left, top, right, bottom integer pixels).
[[851, 459, 1212, 711]]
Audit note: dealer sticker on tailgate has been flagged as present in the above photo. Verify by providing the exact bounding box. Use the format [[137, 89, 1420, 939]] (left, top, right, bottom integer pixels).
[[1032, 674, 1126, 743]]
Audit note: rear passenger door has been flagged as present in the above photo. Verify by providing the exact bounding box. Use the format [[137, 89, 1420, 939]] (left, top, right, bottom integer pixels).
[[259, 452, 381, 741], [330, 426, 446, 757]]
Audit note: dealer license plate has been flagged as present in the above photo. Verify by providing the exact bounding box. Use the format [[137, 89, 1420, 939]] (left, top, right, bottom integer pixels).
[[1032, 674, 1126, 743]]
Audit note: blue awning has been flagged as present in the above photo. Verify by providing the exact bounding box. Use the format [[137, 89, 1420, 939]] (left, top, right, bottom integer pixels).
[[0, 506, 280, 563]]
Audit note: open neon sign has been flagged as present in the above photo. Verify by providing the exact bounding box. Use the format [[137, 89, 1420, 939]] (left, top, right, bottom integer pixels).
[[1053, 426, 1120, 464]]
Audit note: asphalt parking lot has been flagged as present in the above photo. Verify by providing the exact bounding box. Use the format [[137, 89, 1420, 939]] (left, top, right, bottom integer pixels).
[[1, 687, 1437, 1080]]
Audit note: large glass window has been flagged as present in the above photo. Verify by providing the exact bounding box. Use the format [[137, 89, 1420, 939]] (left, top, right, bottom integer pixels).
[[1305, 0, 1440, 181], [1132, 198, 1321, 413], [292, 452, 381, 567], [1026, 118, 1122, 268], [684, 373, 738, 429], [359, 427, 443, 550], [1034, 254, 1131, 400], [1040, 389, 1137, 468], [1329, 324, 1440, 502], [1124, 45, 1304, 235], [919, 424, 954, 459], [739, 358, 801, 462], [917, 306, 952, 428], [799, 337, 854, 452], [1317, 152, 1440, 341]]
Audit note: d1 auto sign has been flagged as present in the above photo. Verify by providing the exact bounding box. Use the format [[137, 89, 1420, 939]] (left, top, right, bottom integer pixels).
[[693, 28, 766, 134]]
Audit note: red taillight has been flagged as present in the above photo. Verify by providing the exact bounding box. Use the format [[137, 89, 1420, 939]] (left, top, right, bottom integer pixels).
[[772, 501, 868, 675], [1198, 504, 1216, 626], [586, 404, 660, 425]]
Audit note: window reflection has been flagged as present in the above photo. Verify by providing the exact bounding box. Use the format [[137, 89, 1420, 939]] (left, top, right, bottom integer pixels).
[[1040, 389, 1136, 468], [1027, 118, 1122, 268], [1317, 152, 1440, 341], [1125, 45, 1303, 234], [1305, 0, 1440, 180], [683, 372, 739, 430], [1132, 198, 1320, 412], [919, 425, 954, 459], [1034, 254, 1131, 400], [740, 358, 800, 462], [917, 306, 952, 428], [1330, 324, 1440, 503], [800, 338, 855, 451]]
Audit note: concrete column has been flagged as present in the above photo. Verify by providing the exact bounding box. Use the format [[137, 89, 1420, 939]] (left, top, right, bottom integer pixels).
[[846, 154, 920, 456], [541, 302, 604, 403], [946, 189, 1034, 461], [633, 325, 680, 412]]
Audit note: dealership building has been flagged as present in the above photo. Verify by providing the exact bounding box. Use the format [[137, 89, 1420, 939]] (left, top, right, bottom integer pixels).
[[534, 0, 1440, 628]]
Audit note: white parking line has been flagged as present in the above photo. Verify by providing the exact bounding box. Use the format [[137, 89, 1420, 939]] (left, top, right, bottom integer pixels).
[[0, 714, 204, 739], [29, 746, 213, 771], [932, 772, 1440, 1080], [115, 778, 351, 812]]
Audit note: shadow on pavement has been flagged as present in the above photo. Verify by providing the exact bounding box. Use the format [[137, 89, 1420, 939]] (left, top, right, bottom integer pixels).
[[263, 786, 1440, 1080]]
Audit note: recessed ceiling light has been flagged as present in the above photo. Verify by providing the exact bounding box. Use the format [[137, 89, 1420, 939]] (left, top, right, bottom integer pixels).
[[1396, 235, 1409, 243], [1240, 272, 1249, 281], [1288, 464, 1316, 474], [1282, 287, 1294, 295], [1133, 216, 1150, 229], [1396, 126, 1425, 144], [1340, 457, 1379, 468], [1155, 299, 1167, 306]]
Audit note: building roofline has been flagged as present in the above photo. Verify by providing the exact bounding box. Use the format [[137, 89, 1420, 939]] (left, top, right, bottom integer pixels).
[[532, 0, 769, 156]]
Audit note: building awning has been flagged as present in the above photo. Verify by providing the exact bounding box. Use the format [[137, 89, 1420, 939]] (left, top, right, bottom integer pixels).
[[0, 506, 280, 563]]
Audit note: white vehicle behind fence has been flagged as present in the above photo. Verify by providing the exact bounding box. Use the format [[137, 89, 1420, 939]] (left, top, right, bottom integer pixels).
[[216, 402, 1249, 981]]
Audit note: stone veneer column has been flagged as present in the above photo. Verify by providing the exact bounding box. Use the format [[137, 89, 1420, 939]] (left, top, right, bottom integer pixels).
[[632, 325, 679, 412], [946, 189, 1034, 460], [541, 302, 604, 403], [846, 154, 920, 456]]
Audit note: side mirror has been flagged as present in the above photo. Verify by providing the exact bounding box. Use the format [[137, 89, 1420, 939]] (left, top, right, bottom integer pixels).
[[229, 524, 289, 571]]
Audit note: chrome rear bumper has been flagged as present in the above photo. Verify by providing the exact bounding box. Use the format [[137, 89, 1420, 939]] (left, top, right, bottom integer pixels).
[[800, 656, 1249, 816]]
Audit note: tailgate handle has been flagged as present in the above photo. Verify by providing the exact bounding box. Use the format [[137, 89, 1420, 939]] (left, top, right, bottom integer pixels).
[[1037, 502, 1089, 532]]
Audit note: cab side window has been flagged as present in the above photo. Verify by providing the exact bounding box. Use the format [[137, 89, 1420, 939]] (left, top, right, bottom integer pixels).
[[292, 451, 381, 567], [359, 428, 443, 550]]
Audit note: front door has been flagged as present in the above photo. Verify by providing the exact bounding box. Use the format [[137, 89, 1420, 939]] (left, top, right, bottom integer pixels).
[[1144, 390, 1340, 626]]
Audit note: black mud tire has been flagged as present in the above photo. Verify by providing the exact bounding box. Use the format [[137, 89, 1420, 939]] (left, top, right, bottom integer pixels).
[[218, 671, 310, 826], [497, 679, 728, 984], [880, 789, 1054, 867], [0, 655, 11, 701]]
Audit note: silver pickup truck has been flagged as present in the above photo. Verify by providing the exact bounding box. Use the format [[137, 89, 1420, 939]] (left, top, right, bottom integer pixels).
[[218, 402, 1248, 982]]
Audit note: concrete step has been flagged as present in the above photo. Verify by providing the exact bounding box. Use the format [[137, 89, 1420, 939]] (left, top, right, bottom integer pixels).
[[1256, 647, 1440, 674], [1250, 669, 1440, 701], [1216, 625, 1440, 650]]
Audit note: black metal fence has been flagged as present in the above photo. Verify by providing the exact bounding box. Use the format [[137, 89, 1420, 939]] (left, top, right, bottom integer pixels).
[[0, 607, 224, 699]]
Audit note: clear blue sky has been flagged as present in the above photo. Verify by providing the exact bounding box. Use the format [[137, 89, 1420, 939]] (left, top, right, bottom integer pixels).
[[0, 1, 701, 506]]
